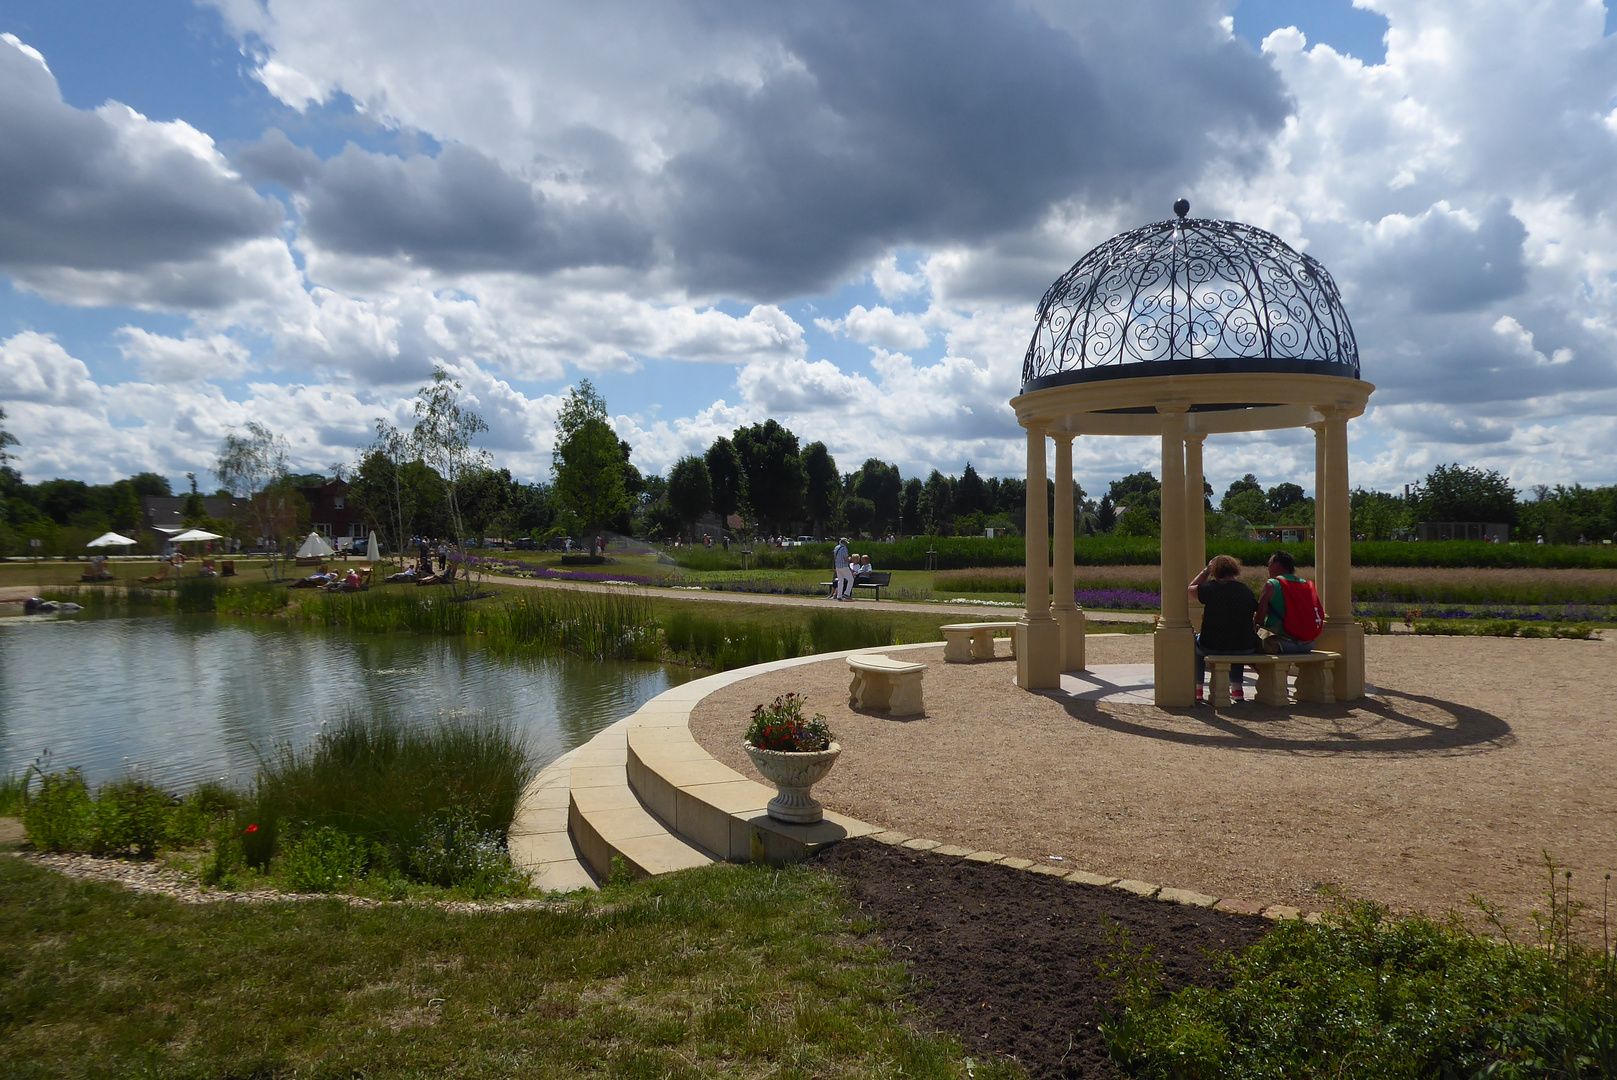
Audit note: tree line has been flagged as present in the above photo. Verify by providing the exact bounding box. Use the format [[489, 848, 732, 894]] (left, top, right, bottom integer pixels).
[[3, 391, 1613, 559]]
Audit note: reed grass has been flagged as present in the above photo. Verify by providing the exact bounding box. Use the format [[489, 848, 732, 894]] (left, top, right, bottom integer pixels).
[[243, 708, 533, 877], [661, 607, 896, 670], [290, 588, 662, 662]]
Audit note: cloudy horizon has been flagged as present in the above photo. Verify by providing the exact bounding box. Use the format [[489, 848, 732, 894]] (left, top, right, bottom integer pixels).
[[2, 0, 1616, 500]]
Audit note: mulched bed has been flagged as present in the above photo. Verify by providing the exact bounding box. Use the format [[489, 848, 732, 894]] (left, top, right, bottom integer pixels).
[[815, 838, 1271, 1079]]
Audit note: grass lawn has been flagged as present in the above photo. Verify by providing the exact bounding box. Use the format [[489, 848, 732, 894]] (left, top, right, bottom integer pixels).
[[0, 855, 1011, 1080]]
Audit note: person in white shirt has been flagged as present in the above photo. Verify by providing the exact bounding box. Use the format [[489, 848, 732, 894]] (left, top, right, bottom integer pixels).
[[832, 538, 854, 600]]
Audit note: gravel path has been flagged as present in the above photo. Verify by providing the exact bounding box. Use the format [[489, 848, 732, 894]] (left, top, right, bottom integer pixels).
[[691, 633, 1617, 934]]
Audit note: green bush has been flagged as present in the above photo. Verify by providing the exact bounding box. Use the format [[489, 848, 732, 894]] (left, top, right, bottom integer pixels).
[[281, 824, 369, 893], [1105, 893, 1617, 1080], [406, 807, 528, 898], [20, 768, 95, 852], [90, 779, 178, 858]]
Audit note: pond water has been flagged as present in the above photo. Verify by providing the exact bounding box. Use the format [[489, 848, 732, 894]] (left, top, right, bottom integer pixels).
[[0, 614, 698, 790]]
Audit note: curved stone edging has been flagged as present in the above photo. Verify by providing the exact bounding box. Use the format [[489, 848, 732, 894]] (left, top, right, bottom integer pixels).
[[623, 644, 1324, 922]]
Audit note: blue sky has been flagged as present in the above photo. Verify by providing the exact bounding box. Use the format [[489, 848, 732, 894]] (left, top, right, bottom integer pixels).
[[2, 0, 1616, 502]]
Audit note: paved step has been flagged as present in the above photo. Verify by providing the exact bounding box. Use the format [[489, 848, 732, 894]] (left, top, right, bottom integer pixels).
[[508, 748, 598, 892], [566, 717, 716, 880]]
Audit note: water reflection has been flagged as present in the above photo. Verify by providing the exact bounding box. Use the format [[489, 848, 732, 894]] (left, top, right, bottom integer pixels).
[[0, 614, 695, 790]]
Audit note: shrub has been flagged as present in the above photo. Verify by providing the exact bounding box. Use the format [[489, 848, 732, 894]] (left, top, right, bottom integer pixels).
[[1105, 891, 1617, 1080], [406, 807, 528, 897], [281, 824, 368, 893], [21, 768, 95, 852], [91, 779, 178, 858]]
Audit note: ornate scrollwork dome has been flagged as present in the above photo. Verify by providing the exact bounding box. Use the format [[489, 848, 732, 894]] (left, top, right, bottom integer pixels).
[[1021, 201, 1359, 393]]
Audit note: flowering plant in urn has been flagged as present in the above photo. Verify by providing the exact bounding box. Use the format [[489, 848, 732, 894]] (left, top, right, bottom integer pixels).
[[743, 694, 841, 824]]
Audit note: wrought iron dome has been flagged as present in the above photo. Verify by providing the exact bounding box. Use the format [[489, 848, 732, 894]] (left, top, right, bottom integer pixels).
[[1020, 200, 1359, 394]]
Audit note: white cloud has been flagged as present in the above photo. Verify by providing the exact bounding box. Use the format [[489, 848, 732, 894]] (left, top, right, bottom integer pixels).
[[814, 305, 930, 352], [115, 328, 253, 382], [0, 331, 100, 406]]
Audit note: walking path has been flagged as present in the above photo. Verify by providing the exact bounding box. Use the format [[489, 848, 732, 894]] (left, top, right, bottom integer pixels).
[[479, 572, 1158, 622]]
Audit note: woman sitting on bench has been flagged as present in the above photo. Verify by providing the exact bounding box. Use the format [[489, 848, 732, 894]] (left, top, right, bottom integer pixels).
[[1189, 554, 1260, 704]]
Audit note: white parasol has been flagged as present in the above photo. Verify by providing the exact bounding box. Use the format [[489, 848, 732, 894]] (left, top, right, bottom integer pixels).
[[296, 531, 336, 559], [170, 528, 223, 543], [365, 533, 380, 562], [86, 531, 138, 548]]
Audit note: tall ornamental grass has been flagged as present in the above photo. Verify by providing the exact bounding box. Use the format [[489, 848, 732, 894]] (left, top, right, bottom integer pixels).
[[242, 709, 533, 879], [661, 608, 896, 670], [291, 589, 661, 662]]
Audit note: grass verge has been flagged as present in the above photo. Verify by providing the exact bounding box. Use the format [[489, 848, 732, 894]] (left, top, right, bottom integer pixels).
[[0, 857, 1011, 1080]]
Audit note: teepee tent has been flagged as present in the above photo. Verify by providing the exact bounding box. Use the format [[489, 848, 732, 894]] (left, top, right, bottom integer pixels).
[[296, 531, 336, 560]]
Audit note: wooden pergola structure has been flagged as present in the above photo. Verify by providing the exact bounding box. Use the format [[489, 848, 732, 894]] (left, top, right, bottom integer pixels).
[[1009, 202, 1374, 706]]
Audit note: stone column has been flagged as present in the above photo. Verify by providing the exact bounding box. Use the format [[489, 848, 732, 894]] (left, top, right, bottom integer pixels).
[[1312, 408, 1365, 699], [1154, 405, 1195, 705], [1184, 433, 1207, 626], [1051, 432, 1085, 671], [1310, 422, 1329, 608], [1018, 424, 1061, 689]]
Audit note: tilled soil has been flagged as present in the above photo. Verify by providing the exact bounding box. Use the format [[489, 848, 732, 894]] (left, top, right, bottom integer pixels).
[[815, 839, 1270, 1079]]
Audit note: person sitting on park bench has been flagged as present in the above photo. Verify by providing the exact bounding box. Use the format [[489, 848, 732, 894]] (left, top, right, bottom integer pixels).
[[1189, 554, 1260, 704], [1255, 550, 1324, 655]]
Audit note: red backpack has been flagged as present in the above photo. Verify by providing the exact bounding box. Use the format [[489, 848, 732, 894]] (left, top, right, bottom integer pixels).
[[1278, 578, 1324, 642]]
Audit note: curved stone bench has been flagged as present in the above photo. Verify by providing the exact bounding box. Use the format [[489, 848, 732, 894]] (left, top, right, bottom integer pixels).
[[940, 621, 1019, 662], [1203, 650, 1340, 706], [847, 653, 926, 715]]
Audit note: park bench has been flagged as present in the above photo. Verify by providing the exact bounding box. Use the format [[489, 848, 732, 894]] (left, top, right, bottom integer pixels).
[[819, 571, 893, 600], [1202, 650, 1340, 707], [940, 621, 1019, 662], [847, 653, 926, 716]]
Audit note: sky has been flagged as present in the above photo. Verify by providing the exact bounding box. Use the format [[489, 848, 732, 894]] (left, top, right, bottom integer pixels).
[[2, 0, 1616, 503]]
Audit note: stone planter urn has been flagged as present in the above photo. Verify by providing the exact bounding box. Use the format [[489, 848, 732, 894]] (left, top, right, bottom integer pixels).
[[742, 742, 842, 824]]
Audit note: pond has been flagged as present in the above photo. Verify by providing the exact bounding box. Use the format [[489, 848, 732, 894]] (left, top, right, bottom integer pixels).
[[0, 614, 698, 791]]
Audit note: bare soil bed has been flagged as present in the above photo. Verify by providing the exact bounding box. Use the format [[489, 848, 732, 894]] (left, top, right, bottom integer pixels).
[[815, 838, 1269, 1079], [691, 633, 1617, 935]]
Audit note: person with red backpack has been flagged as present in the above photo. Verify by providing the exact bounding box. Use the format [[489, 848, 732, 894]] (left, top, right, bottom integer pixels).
[[1254, 550, 1324, 654]]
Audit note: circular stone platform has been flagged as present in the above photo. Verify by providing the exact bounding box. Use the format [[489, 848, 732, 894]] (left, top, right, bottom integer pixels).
[[687, 632, 1617, 935]]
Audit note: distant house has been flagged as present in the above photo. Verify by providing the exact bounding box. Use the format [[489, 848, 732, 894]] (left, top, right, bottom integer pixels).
[[1248, 525, 1314, 544], [1416, 522, 1508, 542], [140, 496, 248, 546], [297, 479, 368, 548]]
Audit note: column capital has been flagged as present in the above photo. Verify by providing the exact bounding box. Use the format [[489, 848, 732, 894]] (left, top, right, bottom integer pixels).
[[1050, 430, 1075, 444], [1154, 399, 1190, 416], [1024, 421, 1048, 436], [1183, 431, 1207, 446]]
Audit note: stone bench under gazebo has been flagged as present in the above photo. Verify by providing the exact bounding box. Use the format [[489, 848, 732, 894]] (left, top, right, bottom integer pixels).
[[1011, 200, 1373, 706]]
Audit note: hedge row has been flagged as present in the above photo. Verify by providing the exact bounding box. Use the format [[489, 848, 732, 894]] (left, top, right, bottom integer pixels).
[[671, 536, 1617, 572]]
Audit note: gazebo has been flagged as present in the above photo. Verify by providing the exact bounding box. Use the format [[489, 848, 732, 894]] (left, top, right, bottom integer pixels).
[[1010, 200, 1374, 706]]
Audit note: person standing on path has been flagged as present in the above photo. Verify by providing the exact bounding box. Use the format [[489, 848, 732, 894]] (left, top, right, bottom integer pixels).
[[437, 541, 448, 571], [832, 537, 854, 600]]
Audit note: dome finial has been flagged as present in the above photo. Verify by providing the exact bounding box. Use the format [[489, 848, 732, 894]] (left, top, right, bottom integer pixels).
[[1173, 198, 1190, 219]]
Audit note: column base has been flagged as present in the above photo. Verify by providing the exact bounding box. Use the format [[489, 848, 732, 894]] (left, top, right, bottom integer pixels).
[[1053, 605, 1086, 672], [1314, 620, 1365, 700], [1153, 623, 1197, 707], [1016, 617, 1062, 690]]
